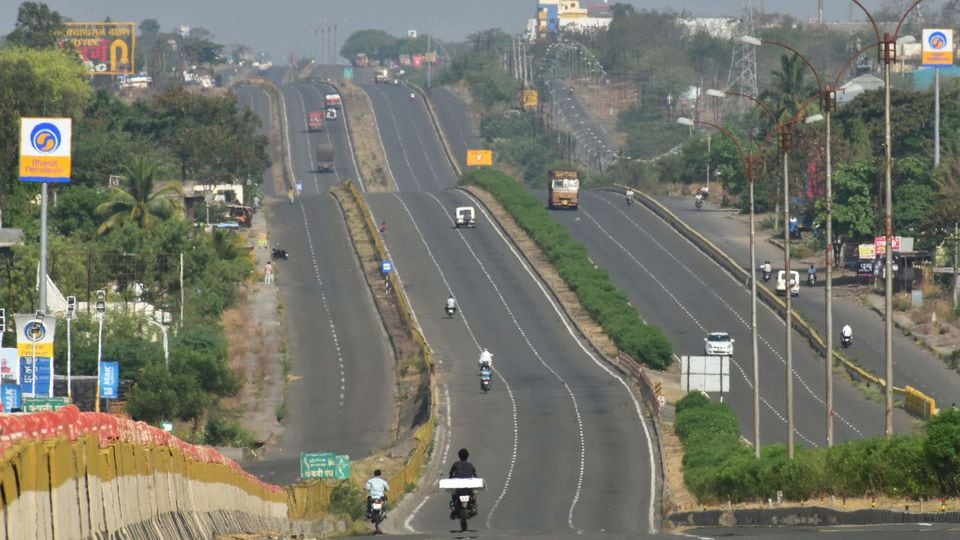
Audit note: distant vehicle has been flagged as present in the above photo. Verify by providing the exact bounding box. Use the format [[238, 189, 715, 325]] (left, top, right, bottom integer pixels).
[[325, 109, 338, 120], [547, 169, 579, 209], [324, 93, 342, 109], [454, 206, 476, 228], [316, 143, 335, 172], [704, 332, 734, 356], [776, 270, 800, 297], [307, 111, 324, 132], [374, 68, 390, 83]]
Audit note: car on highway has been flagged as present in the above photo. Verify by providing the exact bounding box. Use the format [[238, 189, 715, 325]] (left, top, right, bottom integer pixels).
[[776, 270, 800, 297], [704, 332, 734, 356], [325, 109, 338, 121]]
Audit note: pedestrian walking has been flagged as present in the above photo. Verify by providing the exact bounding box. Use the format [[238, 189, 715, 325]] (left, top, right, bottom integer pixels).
[[264, 261, 274, 284], [379, 222, 387, 234]]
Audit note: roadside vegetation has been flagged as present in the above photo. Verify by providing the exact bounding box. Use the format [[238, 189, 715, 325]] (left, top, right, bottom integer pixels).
[[463, 168, 671, 369], [676, 391, 960, 503], [2, 2, 270, 445]]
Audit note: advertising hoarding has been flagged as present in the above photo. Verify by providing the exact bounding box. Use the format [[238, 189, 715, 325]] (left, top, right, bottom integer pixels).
[[56, 22, 136, 75]]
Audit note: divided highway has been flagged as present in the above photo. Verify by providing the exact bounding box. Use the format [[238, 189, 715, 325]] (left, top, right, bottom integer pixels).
[[361, 81, 659, 535], [236, 78, 393, 484], [428, 84, 914, 449]]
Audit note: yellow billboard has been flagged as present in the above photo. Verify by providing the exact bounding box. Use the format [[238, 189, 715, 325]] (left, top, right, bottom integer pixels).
[[467, 149, 493, 167], [56, 22, 136, 75], [522, 89, 539, 110]]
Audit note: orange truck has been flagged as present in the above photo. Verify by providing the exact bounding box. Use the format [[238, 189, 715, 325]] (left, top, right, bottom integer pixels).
[[307, 111, 324, 132], [547, 169, 580, 209]]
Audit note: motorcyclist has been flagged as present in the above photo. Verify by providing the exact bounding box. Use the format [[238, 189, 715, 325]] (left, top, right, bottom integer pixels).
[[480, 365, 492, 390], [625, 188, 635, 205], [841, 324, 853, 342], [700, 185, 710, 199], [449, 448, 478, 519], [410, 92, 416, 100], [446, 295, 457, 314], [478, 348, 493, 370], [365, 469, 390, 518], [694, 192, 703, 206], [807, 263, 817, 283], [762, 260, 772, 275]]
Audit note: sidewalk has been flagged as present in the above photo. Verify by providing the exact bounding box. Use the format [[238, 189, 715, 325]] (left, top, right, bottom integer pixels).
[[652, 194, 960, 412]]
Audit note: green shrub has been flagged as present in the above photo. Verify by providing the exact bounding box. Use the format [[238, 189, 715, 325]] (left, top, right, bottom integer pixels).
[[328, 482, 367, 520], [204, 417, 254, 448], [464, 168, 673, 369]]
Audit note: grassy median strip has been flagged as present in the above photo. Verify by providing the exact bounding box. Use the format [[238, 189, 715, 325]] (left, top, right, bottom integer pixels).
[[463, 168, 672, 369]]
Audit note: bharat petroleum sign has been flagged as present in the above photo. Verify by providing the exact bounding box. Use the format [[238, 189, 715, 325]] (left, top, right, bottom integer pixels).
[[56, 22, 136, 75], [19, 118, 72, 183], [922, 29, 954, 67]]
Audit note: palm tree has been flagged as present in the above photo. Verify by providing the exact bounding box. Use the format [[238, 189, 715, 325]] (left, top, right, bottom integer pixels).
[[96, 156, 182, 234], [761, 53, 818, 124]]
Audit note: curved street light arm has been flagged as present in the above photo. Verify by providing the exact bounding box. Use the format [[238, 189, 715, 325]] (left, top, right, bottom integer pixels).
[[850, 0, 883, 45], [720, 89, 780, 127]]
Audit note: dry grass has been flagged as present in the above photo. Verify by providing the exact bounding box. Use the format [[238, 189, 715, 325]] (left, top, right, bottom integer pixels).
[[340, 81, 397, 192]]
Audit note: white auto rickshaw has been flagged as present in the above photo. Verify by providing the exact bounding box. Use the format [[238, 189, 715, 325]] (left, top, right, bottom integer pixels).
[[455, 206, 476, 228], [776, 270, 800, 297]]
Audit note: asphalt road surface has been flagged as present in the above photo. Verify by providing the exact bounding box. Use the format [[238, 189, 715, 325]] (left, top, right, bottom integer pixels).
[[427, 83, 913, 450], [235, 76, 394, 484], [360, 81, 660, 536], [655, 195, 960, 415]]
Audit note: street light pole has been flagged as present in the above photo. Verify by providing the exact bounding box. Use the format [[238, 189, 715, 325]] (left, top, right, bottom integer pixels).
[[66, 296, 76, 399], [781, 124, 795, 459], [678, 116, 761, 457], [94, 290, 105, 413], [851, 0, 923, 439], [882, 31, 895, 436]]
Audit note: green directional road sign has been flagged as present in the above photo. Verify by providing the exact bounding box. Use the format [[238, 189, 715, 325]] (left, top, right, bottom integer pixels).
[[22, 396, 71, 412], [301, 451, 335, 479], [335, 454, 351, 479], [343, 67, 354, 80]]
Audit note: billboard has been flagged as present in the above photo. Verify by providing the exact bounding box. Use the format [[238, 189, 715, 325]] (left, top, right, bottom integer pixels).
[[19, 118, 72, 183], [922, 29, 954, 67], [16, 314, 56, 397], [56, 22, 136, 75]]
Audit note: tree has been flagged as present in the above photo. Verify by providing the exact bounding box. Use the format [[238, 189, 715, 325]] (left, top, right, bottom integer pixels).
[[815, 161, 877, 241], [340, 29, 399, 61], [95, 156, 182, 234], [0, 47, 91, 225], [760, 53, 818, 123], [5, 2, 65, 50]]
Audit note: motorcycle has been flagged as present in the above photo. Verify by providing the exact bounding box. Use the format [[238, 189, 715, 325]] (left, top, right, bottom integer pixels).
[[762, 270, 771, 282], [625, 194, 634, 206], [695, 197, 703, 210], [445, 305, 457, 318], [807, 273, 816, 286], [368, 497, 386, 533], [840, 334, 852, 348], [451, 490, 478, 532], [410, 92, 416, 100], [480, 374, 491, 393], [271, 247, 289, 261]]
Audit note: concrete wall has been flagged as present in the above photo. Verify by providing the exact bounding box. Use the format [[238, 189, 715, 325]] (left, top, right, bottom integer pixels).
[[0, 406, 305, 539]]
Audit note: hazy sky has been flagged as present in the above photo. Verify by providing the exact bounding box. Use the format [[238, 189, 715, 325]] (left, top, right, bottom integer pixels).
[[1, 1, 897, 60]]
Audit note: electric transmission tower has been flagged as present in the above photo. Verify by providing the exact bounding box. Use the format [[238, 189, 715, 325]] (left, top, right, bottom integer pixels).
[[725, 0, 760, 99]]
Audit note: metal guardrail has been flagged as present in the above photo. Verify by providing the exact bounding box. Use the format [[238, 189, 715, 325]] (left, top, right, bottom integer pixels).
[[616, 184, 938, 419]]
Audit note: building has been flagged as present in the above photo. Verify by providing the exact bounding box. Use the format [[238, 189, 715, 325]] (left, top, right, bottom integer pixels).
[[533, 1, 611, 39]]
